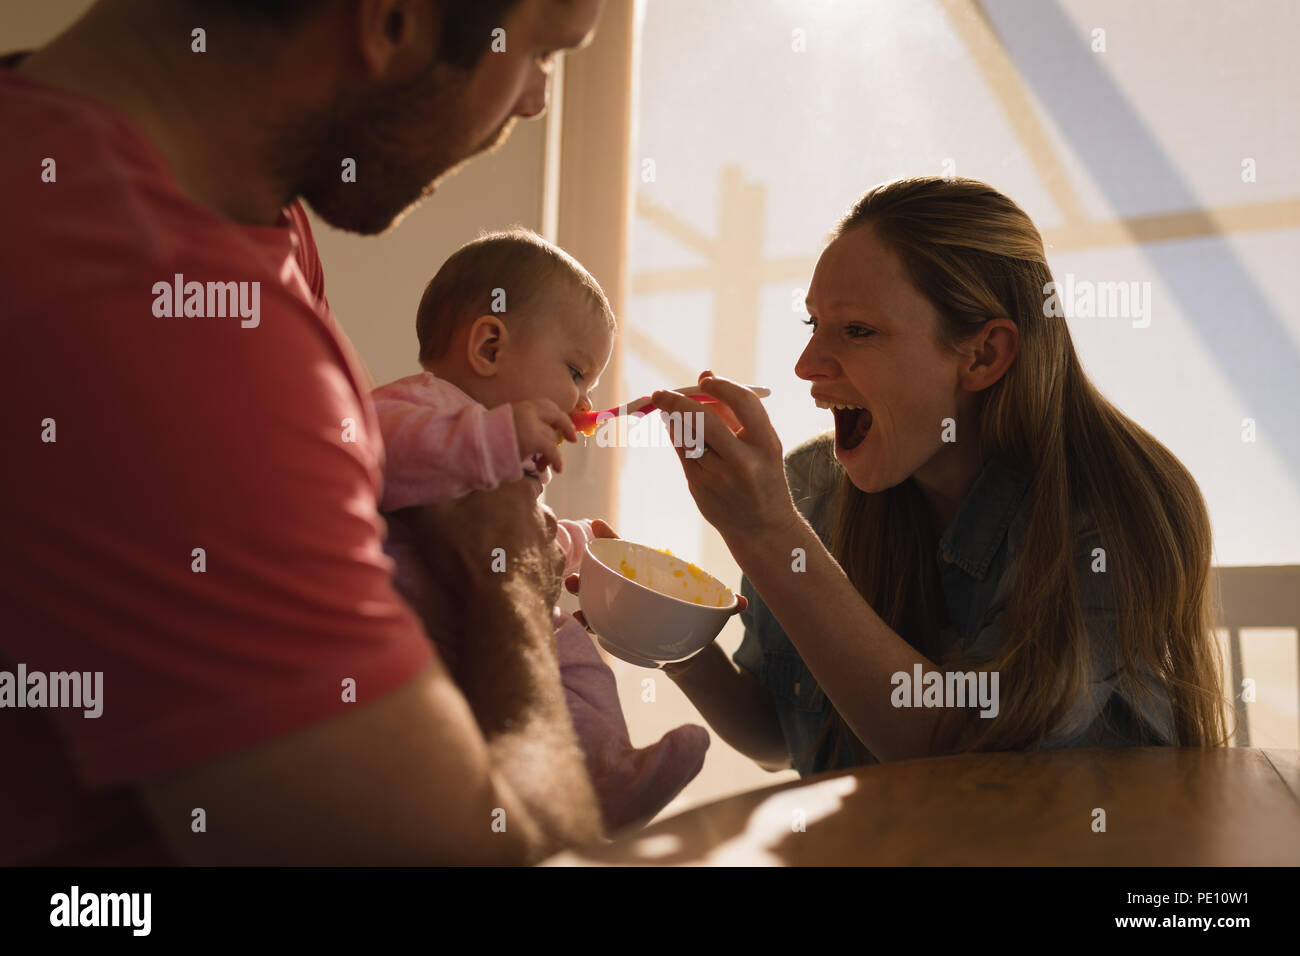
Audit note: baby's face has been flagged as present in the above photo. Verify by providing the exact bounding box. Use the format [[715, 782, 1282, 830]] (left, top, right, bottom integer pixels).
[[500, 286, 614, 415]]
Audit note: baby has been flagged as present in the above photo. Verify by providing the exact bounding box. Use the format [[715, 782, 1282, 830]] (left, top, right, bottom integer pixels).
[[372, 228, 709, 834]]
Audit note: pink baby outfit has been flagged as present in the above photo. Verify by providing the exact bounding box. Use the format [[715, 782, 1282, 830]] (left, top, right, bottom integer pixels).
[[372, 371, 709, 833]]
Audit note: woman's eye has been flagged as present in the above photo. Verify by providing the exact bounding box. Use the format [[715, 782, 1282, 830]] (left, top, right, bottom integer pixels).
[[846, 325, 875, 339], [802, 316, 817, 331]]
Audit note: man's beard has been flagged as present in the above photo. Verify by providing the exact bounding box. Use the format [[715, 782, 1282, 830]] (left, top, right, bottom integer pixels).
[[284, 65, 515, 236]]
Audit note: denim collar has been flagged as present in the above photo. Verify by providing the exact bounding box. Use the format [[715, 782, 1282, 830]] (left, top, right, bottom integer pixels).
[[936, 458, 1030, 581]]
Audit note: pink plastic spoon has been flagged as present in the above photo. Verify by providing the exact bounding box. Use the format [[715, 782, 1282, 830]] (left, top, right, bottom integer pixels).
[[570, 384, 771, 435]]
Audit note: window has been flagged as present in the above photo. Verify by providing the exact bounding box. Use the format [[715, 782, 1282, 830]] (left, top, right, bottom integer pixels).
[[607, 0, 1299, 779]]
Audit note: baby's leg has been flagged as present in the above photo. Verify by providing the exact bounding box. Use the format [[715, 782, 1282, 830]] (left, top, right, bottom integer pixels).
[[554, 615, 709, 834]]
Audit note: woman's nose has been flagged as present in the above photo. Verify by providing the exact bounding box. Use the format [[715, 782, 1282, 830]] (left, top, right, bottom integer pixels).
[[795, 337, 836, 380]]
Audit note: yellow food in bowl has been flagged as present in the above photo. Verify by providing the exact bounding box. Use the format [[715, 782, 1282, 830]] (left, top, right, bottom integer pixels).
[[614, 547, 726, 607]]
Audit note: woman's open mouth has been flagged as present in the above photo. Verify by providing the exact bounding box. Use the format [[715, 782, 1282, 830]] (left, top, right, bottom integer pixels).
[[817, 400, 873, 451]]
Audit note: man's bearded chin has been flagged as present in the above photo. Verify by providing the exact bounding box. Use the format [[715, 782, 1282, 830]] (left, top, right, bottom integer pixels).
[[299, 159, 440, 236], [296, 112, 520, 236]]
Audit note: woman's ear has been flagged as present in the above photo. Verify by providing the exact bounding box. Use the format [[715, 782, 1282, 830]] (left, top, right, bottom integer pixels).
[[960, 318, 1019, 392], [465, 314, 509, 376]]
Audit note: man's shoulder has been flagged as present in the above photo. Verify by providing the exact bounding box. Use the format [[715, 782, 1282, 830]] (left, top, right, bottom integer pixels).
[[1, 66, 306, 284], [5, 69, 186, 261]]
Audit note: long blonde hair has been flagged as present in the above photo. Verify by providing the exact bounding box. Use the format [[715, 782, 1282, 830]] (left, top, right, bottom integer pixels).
[[804, 176, 1231, 767]]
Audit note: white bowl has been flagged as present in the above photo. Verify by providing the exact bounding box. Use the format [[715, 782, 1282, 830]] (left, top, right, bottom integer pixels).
[[578, 538, 738, 668]]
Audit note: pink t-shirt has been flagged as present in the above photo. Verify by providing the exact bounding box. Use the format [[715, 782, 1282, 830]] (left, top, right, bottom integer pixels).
[[372, 372, 526, 509], [0, 58, 434, 864], [372, 372, 593, 669]]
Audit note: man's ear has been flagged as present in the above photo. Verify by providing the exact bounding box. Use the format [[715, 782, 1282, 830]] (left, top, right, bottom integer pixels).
[[465, 314, 508, 376], [354, 0, 438, 82], [959, 318, 1019, 392]]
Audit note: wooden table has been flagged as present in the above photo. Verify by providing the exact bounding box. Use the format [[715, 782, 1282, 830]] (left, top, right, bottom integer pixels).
[[543, 748, 1300, 865]]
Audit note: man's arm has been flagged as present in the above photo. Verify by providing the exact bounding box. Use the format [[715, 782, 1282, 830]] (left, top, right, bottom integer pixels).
[[137, 480, 604, 864], [138, 657, 547, 865], [429, 494, 606, 851]]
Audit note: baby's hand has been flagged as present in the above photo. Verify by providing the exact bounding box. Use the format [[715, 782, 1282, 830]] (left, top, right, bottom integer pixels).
[[512, 399, 578, 474], [564, 519, 619, 632]]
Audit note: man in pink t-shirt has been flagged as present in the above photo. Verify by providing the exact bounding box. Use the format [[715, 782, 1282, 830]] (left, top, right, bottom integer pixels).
[[0, 0, 607, 865]]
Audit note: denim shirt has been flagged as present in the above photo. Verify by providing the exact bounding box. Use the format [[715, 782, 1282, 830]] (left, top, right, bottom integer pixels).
[[733, 434, 1176, 777]]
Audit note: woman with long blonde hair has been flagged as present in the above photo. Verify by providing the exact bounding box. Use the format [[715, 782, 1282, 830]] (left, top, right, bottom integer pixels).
[[654, 176, 1231, 774]]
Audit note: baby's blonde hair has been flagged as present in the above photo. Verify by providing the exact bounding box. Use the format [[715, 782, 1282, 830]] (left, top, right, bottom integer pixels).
[[416, 226, 614, 364]]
